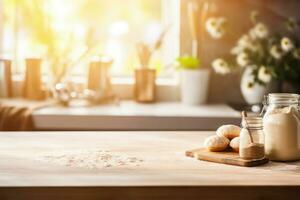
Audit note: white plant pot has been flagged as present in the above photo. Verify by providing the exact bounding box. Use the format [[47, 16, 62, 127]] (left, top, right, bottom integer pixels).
[[180, 69, 210, 105], [241, 67, 278, 105]]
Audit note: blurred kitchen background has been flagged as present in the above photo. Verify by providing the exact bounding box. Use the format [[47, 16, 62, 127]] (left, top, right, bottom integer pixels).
[[0, 0, 299, 131]]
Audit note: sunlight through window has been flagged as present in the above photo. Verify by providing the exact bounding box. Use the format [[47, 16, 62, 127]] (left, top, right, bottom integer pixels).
[[1, 0, 179, 77]]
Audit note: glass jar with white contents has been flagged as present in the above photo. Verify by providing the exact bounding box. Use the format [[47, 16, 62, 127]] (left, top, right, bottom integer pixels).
[[262, 93, 300, 161], [240, 116, 265, 160]]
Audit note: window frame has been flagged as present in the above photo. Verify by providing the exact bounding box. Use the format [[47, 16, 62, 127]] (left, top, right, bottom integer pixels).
[[1, 0, 181, 101]]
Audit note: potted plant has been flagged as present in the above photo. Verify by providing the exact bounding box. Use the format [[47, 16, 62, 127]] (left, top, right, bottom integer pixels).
[[176, 56, 210, 105], [209, 11, 300, 105]]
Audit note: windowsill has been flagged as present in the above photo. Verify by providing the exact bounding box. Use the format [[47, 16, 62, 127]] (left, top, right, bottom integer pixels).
[[12, 74, 180, 101], [12, 74, 178, 85], [32, 101, 241, 131]]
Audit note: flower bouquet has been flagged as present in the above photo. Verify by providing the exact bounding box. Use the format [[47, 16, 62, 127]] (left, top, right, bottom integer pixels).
[[208, 11, 300, 104]]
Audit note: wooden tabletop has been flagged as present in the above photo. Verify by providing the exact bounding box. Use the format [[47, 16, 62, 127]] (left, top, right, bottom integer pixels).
[[0, 131, 299, 199]]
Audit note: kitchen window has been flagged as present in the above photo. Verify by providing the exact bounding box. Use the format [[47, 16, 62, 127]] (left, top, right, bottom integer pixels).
[[0, 0, 180, 78]]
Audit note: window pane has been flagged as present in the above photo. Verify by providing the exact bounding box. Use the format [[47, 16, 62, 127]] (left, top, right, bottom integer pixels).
[[1, 0, 175, 76]]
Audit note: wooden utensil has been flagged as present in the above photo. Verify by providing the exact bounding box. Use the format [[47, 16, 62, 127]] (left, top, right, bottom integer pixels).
[[187, 1, 200, 57]]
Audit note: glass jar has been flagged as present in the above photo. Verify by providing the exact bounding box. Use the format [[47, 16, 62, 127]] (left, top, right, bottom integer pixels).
[[262, 93, 300, 161], [240, 116, 265, 160]]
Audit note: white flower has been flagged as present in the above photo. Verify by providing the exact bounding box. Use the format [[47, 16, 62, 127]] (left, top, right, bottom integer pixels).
[[217, 17, 226, 27], [253, 23, 269, 39], [206, 18, 220, 38], [210, 26, 225, 39], [270, 45, 283, 59], [206, 18, 218, 33], [281, 37, 294, 52], [237, 35, 260, 52], [231, 46, 243, 55], [249, 28, 257, 40], [236, 52, 249, 67], [258, 66, 272, 83], [206, 17, 226, 39], [212, 58, 230, 74], [238, 35, 252, 48]]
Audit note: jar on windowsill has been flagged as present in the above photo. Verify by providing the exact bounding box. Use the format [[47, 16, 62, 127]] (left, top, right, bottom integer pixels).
[[134, 68, 156, 103]]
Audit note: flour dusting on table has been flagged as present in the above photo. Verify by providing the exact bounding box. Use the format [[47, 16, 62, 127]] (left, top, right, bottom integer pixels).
[[36, 149, 144, 169]]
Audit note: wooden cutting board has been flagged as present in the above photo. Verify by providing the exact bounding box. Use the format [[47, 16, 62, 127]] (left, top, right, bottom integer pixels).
[[186, 148, 269, 167]]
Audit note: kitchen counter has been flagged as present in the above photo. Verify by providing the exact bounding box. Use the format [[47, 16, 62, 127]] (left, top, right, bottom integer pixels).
[[0, 131, 299, 199], [32, 102, 241, 130]]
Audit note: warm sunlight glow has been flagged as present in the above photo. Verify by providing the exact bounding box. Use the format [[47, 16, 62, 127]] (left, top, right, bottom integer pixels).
[[109, 21, 130, 37], [3, 0, 163, 75]]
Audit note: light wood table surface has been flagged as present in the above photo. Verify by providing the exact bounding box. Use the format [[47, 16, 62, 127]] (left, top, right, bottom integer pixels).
[[0, 131, 299, 200]]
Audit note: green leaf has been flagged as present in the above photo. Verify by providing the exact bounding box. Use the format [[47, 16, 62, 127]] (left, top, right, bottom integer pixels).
[[176, 56, 201, 70]]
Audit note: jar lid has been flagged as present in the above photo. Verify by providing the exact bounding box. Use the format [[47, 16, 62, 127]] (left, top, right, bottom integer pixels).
[[241, 116, 263, 129], [267, 93, 299, 105]]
